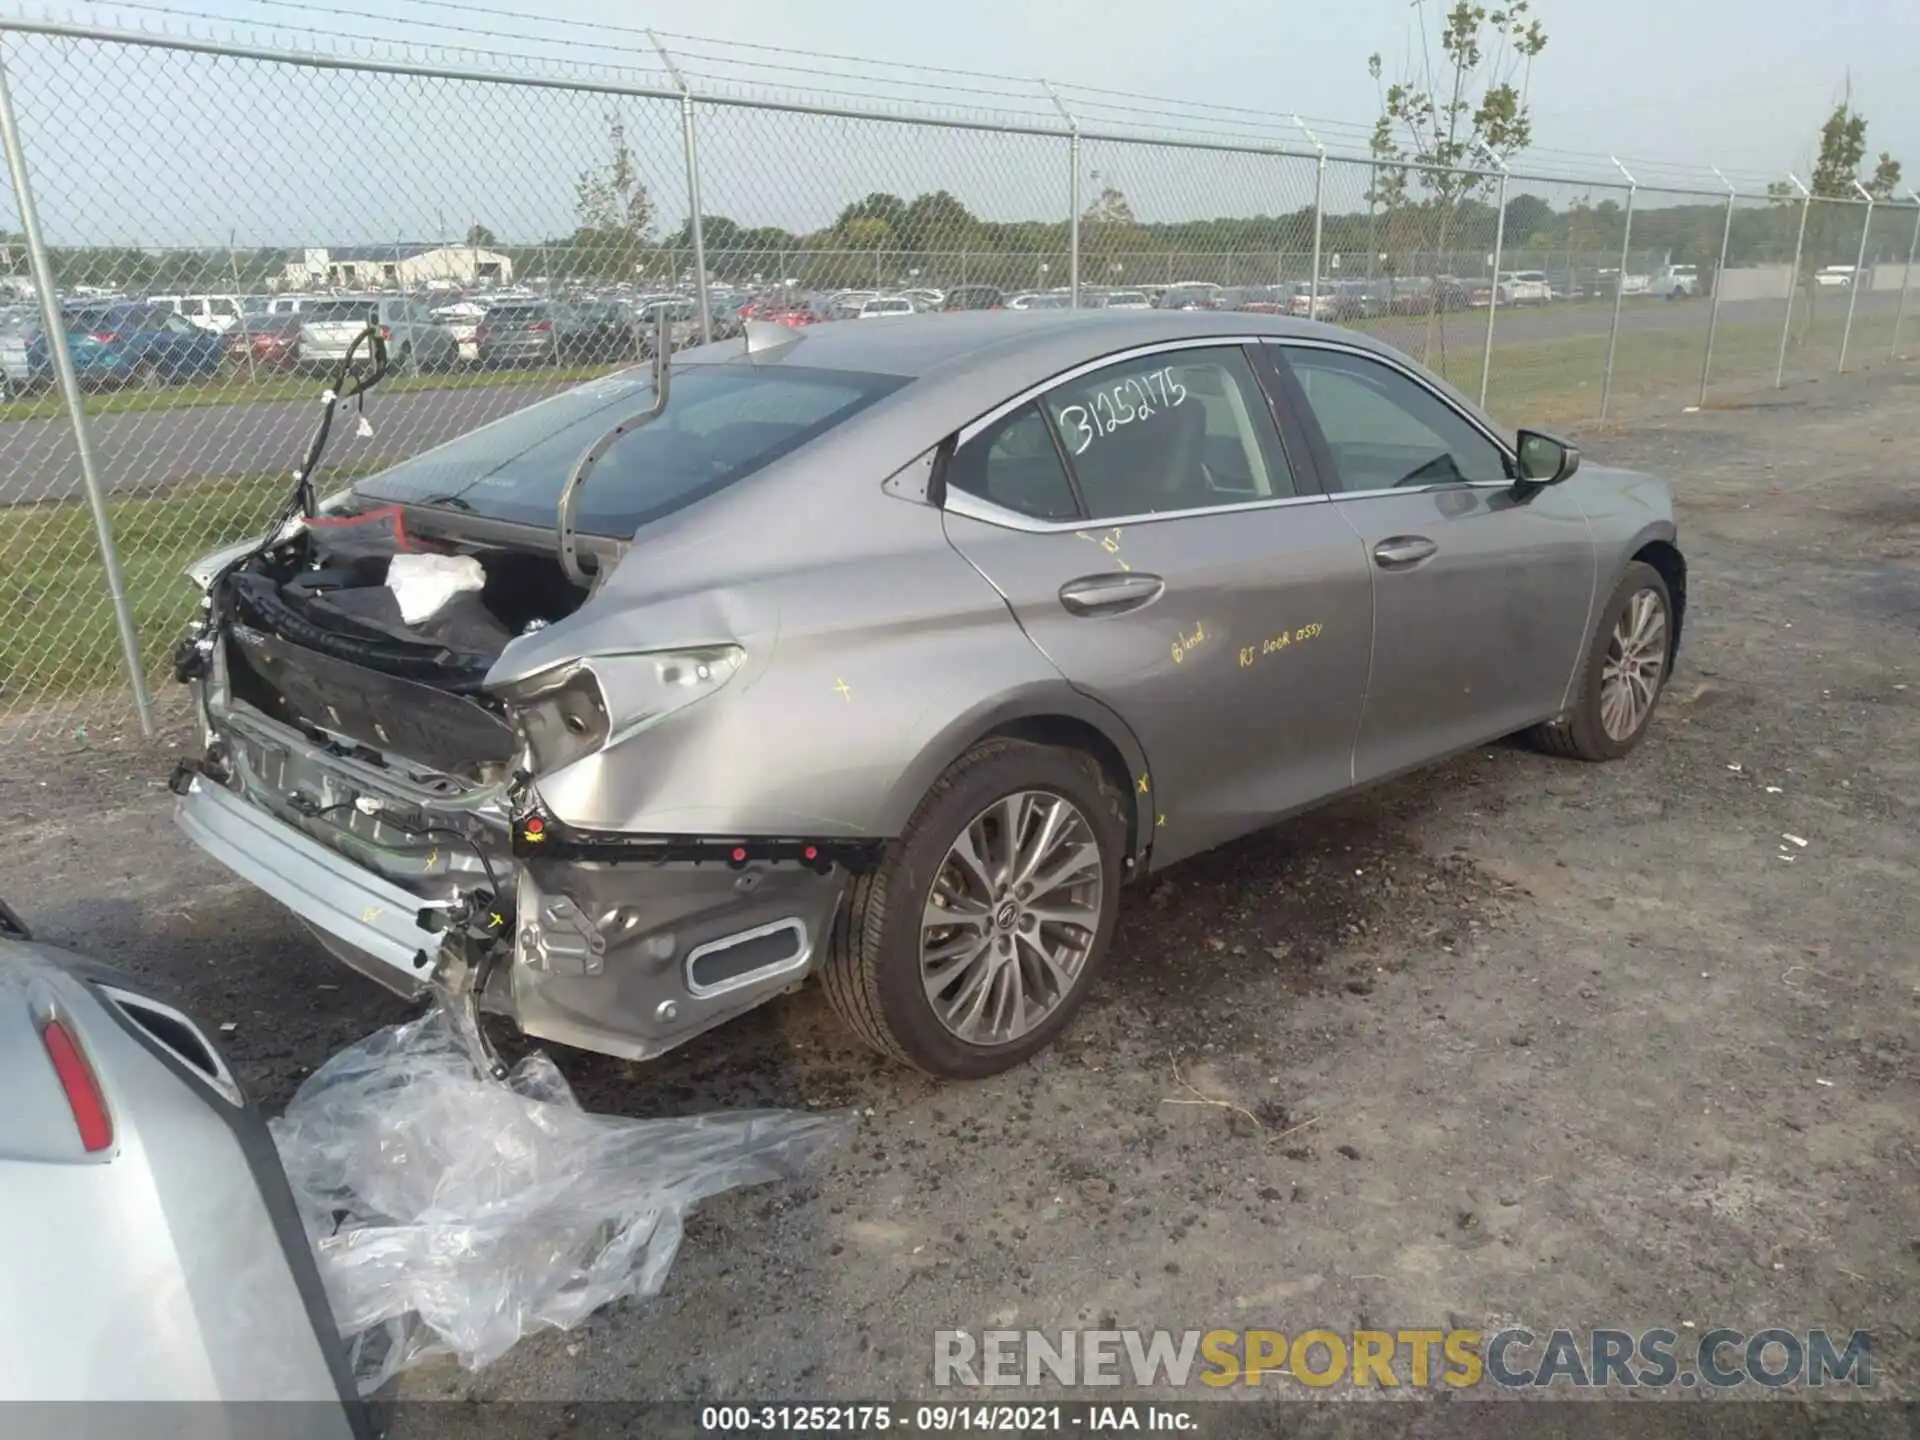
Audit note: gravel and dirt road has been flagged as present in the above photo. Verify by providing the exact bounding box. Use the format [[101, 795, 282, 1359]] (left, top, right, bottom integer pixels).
[[5, 361, 1916, 1419]]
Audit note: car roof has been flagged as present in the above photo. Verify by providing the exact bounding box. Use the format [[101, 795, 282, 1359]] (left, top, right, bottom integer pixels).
[[677, 310, 1381, 383]]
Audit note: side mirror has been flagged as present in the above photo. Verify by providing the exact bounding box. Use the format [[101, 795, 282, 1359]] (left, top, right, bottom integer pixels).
[[1513, 429, 1580, 499]]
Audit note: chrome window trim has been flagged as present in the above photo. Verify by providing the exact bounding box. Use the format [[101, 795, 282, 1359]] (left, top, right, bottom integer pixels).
[[943, 485, 1332, 533], [1261, 336, 1520, 501], [946, 334, 1328, 533]]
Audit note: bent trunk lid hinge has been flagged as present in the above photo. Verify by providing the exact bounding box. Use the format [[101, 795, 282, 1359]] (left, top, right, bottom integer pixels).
[[556, 308, 673, 588]]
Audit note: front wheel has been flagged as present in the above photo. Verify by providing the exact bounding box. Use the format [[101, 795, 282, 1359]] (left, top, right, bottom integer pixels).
[[1526, 561, 1674, 761], [821, 739, 1127, 1079]]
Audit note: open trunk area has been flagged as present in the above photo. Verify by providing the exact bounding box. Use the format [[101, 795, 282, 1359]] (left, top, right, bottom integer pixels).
[[214, 509, 586, 777]]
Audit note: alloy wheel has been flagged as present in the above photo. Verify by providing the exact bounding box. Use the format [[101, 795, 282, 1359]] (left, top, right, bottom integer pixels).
[[920, 790, 1105, 1047], [1600, 588, 1668, 742]]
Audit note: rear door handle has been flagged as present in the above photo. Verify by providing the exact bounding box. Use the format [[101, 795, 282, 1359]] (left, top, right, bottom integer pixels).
[[1058, 572, 1166, 616], [1372, 535, 1438, 570]]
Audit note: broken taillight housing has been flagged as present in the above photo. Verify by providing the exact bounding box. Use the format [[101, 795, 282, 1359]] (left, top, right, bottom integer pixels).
[[501, 646, 744, 775]]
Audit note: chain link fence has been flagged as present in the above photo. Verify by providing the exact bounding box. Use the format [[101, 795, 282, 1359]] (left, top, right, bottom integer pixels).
[[2, 18, 1919, 745]]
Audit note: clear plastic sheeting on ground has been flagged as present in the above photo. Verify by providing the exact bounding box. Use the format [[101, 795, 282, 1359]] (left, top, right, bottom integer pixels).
[[270, 1002, 854, 1394]]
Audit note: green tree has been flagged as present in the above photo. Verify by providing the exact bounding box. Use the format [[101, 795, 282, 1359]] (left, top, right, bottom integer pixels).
[[833, 192, 909, 244], [1082, 186, 1136, 227], [899, 190, 981, 251], [670, 214, 743, 251], [465, 223, 497, 248], [1768, 92, 1903, 329], [1368, 1, 1548, 358], [573, 111, 656, 278], [1503, 192, 1554, 247]]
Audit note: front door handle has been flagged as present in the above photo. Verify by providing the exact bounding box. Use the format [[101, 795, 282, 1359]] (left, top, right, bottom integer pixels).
[[1372, 535, 1438, 570], [1058, 572, 1166, 617]]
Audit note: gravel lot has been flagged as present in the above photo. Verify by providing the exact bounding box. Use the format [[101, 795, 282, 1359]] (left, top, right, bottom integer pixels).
[[5, 362, 1916, 1418]]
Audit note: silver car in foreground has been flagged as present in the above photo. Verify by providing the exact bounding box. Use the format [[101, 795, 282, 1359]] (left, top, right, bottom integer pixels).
[[0, 898, 362, 1429], [172, 312, 1684, 1079]]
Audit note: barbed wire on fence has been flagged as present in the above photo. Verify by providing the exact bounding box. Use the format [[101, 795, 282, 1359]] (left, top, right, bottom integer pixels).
[[0, 14, 1917, 746]]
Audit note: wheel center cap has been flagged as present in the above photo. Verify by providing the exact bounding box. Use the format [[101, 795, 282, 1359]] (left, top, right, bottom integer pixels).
[[994, 900, 1021, 931]]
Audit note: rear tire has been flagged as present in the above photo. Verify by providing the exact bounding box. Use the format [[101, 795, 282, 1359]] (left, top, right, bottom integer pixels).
[[134, 359, 165, 390], [821, 739, 1127, 1079], [1526, 561, 1673, 761]]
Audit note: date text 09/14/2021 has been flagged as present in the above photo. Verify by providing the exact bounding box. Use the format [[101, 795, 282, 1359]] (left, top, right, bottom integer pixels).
[[699, 1403, 1196, 1432]]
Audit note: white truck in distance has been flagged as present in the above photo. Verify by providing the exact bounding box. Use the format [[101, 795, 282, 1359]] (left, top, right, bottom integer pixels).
[[1646, 265, 1701, 299]]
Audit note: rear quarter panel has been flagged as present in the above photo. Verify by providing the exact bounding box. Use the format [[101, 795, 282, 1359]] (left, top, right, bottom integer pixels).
[[509, 472, 1143, 840]]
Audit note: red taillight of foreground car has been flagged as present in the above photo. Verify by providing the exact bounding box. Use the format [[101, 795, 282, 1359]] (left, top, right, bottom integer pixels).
[[528, 321, 555, 332], [88, 332, 121, 344], [41, 1017, 113, 1152]]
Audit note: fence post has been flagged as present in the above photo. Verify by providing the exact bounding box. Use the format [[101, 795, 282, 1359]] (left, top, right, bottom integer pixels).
[[650, 31, 711, 345], [1894, 190, 1920, 359], [228, 229, 258, 387], [1600, 157, 1637, 423], [1293, 117, 1326, 319], [1838, 181, 1873, 374], [1776, 173, 1811, 388], [1043, 83, 1081, 308], [1698, 168, 1737, 407], [0, 43, 154, 736], [1480, 158, 1510, 410]]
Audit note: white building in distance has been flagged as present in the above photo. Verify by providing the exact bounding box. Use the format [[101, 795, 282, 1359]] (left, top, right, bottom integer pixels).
[[281, 244, 513, 291]]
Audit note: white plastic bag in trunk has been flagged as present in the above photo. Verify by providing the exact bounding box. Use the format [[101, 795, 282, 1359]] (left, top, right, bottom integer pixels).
[[385, 553, 485, 625]]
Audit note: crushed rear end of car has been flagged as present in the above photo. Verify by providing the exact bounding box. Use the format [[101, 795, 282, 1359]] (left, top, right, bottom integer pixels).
[[171, 528, 862, 1064], [170, 348, 906, 1065]]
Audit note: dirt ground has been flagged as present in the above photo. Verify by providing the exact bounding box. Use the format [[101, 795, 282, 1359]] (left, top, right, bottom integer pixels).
[[5, 361, 1917, 1419]]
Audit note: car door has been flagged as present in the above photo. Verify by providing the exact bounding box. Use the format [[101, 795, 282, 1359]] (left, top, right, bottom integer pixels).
[[1268, 340, 1596, 787], [940, 340, 1374, 868]]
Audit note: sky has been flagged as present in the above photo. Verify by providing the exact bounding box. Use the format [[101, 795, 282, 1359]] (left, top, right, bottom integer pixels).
[[203, 0, 1920, 184], [718, 0, 1916, 185], [4, 0, 1917, 246], [42, 0, 1920, 183]]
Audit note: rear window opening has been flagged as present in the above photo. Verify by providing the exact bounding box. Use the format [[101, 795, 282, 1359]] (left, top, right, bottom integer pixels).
[[353, 362, 907, 538]]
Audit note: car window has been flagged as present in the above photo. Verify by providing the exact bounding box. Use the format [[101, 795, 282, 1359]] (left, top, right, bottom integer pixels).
[[945, 403, 1080, 523], [210, 298, 238, 317], [356, 364, 907, 538], [1281, 346, 1510, 492], [161, 312, 202, 335], [1038, 346, 1295, 520]]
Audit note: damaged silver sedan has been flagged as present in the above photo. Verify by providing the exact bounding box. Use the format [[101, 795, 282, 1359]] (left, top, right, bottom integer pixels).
[[173, 310, 1684, 1079]]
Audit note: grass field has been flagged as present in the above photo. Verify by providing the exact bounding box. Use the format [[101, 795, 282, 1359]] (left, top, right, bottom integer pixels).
[[0, 472, 386, 714]]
